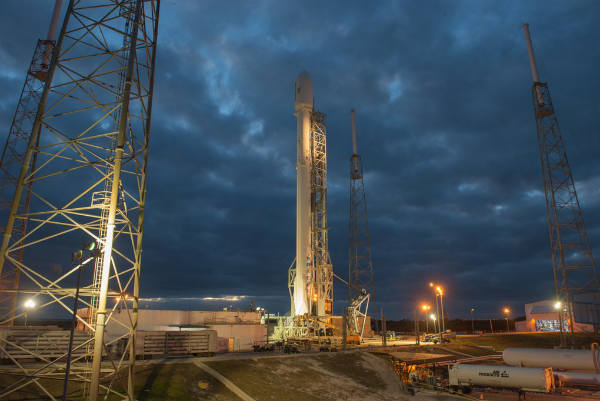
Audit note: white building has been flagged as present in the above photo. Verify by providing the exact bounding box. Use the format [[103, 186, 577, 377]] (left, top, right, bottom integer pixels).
[[515, 300, 595, 333]]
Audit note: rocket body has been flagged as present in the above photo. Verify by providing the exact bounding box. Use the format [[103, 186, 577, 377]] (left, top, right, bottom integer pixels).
[[293, 72, 313, 316]]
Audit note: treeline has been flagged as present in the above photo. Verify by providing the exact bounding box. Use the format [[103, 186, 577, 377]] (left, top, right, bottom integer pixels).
[[373, 316, 526, 334]]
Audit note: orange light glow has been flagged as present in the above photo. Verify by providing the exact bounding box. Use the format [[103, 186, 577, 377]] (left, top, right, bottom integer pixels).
[[429, 282, 434, 287], [435, 286, 443, 295], [312, 294, 318, 302], [503, 307, 510, 314], [421, 304, 431, 311]]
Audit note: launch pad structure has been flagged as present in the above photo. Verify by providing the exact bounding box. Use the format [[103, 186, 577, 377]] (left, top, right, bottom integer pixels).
[[278, 72, 334, 340], [276, 74, 373, 344], [0, 1, 160, 400]]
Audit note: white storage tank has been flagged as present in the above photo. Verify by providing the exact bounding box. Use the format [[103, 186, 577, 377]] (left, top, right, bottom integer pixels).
[[503, 347, 599, 370], [448, 364, 554, 393]]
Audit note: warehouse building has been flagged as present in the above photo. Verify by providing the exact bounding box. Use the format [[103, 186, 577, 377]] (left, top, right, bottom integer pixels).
[[515, 300, 597, 333]]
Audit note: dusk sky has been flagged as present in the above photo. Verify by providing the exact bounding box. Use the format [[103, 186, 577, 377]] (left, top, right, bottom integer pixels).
[[1, 1, 600, 320]]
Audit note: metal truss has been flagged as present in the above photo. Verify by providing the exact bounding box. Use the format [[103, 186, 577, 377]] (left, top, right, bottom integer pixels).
[[0, 1, 160, 399], [309, 111, 333, 318], [532, 82, 600, 332], [347, 290, 369, 341], [287, 257, 296, 316], [0, 40, 54, 324], [349, 151, 375, 308]]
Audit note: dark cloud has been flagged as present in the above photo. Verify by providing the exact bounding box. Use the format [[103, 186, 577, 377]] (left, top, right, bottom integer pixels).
[[2, 0, 600, 319]]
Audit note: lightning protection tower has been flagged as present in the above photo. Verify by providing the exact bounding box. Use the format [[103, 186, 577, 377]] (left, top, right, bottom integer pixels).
[[348, 110, 375, 314], [0, 1, 160, 400], [0, 0, 64, 325], [523, 24, 600, 334]]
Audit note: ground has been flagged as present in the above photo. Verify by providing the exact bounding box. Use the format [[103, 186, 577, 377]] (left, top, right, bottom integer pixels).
[[4, 333, 600, 400], [0, 351, 460, 400]]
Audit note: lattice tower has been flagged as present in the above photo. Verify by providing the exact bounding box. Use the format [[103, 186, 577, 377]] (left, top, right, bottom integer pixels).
[[348, 111, 375, 313], [0, 40, 54, 324], [309, 111, 333, 317], [531, 83, 600, 331], [0, 1, 160, 399], [524, 24, 600, 333]]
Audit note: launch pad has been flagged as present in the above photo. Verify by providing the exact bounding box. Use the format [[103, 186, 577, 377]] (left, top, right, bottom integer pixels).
[[277, 72, 375, 344]]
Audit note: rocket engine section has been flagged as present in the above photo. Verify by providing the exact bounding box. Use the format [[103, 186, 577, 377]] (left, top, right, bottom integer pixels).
[[293, 71, 314, 317]]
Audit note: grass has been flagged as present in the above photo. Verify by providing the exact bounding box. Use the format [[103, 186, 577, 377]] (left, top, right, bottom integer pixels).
[[0, 363, 240, 400], [452, 332, 600, 351], [135, 363, 239, 401], [205, 352, 402, 400]]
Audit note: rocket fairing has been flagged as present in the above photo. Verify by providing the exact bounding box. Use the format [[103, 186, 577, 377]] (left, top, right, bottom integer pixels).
[[293, 71, 313, 316]]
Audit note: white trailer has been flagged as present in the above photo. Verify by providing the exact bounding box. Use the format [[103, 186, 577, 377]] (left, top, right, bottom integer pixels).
[[448, 364, 554, 393]]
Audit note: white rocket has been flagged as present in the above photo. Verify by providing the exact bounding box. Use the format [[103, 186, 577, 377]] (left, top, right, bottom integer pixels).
[[293, 71, 313, 316]]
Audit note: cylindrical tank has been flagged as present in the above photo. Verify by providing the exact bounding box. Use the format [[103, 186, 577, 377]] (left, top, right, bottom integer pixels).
[[554, 371, 600, 387], [448, 364, 554, 393], [503, 348, 600, 371]]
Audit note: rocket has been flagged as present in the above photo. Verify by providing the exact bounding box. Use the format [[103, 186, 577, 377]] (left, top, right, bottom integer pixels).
[[293, 71, 313, 316]]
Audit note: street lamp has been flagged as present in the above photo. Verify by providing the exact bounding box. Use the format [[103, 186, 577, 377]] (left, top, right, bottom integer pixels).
[[422, 304, 431, 334], [503, 307, 511, 332], [554, 301, 566, 347], [470, 307, 475, 334], [23, 299, 36, 327], [414, 305, 420, 345], [429, 283, 445, 335], [63, 240, 98, 401], [434, 285, 445, 333]]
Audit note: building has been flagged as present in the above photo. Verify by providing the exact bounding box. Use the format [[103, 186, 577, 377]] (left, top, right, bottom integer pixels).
[[79, 309, 267, 352], [515, 300, 596, 333]]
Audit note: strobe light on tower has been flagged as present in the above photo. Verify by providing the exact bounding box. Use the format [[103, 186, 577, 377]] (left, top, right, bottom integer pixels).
[[288, 71, 333, 322]]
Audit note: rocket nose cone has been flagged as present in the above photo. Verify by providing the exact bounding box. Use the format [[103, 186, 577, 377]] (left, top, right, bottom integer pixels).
[[295, 71, 313, 109]]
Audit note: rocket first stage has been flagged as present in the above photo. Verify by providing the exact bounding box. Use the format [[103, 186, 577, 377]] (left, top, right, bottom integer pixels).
[[293, 71, 313, 316]]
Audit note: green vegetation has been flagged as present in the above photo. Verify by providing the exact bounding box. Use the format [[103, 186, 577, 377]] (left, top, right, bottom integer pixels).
[[0, 363, 239, 401], [205, 352, 404, 400], [0, 352, 408, 400], [135, 363, 239, 401], [453, 332, 600, 351]]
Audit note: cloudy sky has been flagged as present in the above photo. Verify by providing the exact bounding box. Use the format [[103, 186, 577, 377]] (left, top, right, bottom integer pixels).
[[1, 1, 600, 319]]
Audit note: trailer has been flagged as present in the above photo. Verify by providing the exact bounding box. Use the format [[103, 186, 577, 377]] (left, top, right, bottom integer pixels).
[[448, 364, 554, 394]]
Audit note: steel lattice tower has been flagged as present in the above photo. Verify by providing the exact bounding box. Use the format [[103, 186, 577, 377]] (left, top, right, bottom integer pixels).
[[0, 1, 160, 399], [310, 111, 333, 317], [523, 24, 600, 333], [0, 39, 54, 324], [348, 110, 375, 307]]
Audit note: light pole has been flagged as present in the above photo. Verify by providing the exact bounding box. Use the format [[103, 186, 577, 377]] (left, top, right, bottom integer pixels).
[[503, 307, 511, 332], [422, 305, 431, 334], [414, 306, 420, 345], [23, 299, 36, 327], [554, 301, 566, 347], [470, 307, 475, 334], [435, 286, 445, 333], [63, 241, 97, 401], [429, 314, 437, 342]]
